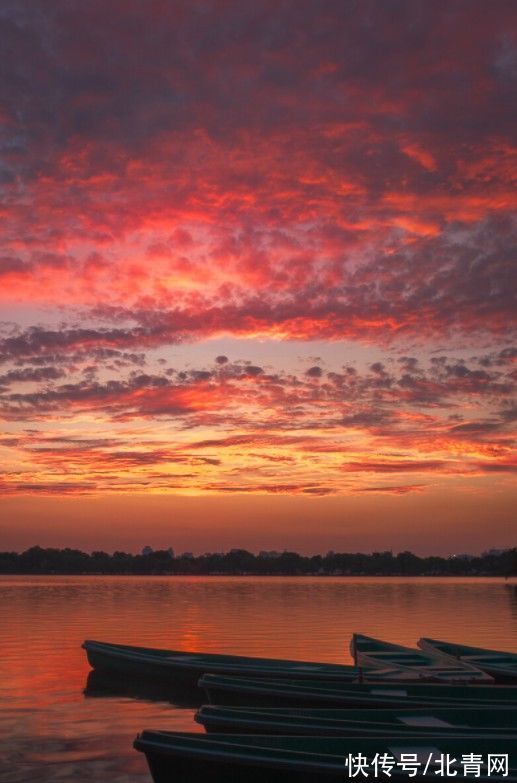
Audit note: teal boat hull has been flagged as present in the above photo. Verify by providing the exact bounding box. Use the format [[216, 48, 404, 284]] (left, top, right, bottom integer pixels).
[[419, 638, 517, 683], [196, 703, 517, 736], [82, 639, 361, 691], [134, 731, 517, 783], [351, 634, 493, 683], [200, 673, 517, 708]]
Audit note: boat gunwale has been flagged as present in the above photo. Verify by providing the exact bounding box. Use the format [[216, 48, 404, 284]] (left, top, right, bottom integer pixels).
[[352, 635, 494, 683], [418, 638, 517, 677], [194, 705, 517, 736], [199, 672, 516, 695], [82, 639, 360, 677]]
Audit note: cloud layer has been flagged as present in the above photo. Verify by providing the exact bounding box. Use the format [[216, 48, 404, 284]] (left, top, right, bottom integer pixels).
[[1, 1, 516, 342], [0, 349, 514, 496], [0, 1, 515, 503]]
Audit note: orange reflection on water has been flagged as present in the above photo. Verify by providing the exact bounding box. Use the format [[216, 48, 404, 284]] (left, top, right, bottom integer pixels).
[[1, 576, 516, 782]]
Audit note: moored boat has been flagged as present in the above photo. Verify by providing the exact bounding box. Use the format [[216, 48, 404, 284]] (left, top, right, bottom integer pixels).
[[134, 730, 517, 783], [82, 639, 362, 691], [418, 638, 517, 683], [196, 703, 517, 736], [200, 672, 517, 708], [351, 634, 493, 683]]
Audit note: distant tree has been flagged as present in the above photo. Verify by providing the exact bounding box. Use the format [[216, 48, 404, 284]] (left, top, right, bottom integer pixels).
[[90, 551, 112, 573], [275, 551, 304, 574], [111, 551, 133, 574], [0, 551, 18, 573], [0, 545, 514, 576], [396, 550, 421, 575], [224, 549, 257, 574]]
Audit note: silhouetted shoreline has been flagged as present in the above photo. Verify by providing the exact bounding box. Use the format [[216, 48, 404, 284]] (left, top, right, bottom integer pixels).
[[1, 546, 515, 577]]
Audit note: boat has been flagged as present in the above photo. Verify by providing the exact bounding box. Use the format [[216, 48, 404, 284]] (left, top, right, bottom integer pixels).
[[134, 730, 517, 783], [82, 639, 363, 690], [200, 673, 517, 708], [196, 703, 517, 736], [418, 638, 517, 683], [351, 634, 493, 683]]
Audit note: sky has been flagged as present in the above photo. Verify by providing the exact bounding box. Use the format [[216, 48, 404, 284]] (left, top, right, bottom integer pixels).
[[0, 0, 515, 555]]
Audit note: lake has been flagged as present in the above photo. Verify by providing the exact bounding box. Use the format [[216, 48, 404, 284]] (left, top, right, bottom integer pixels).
[[1, 575, 516, 782]]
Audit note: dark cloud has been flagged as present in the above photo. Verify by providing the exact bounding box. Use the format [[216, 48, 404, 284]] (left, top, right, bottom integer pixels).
[[0, 366, 65, 384], [0, 480, 97, 495], [358, 484, 426, 494], [243, 365, 263, 376], [201, 483, 334, 495], [344, 460, 446, 472], [474, 461, 517, 473], [450, 420, 502, 434], [342, 409, 392, 427], [0, 326, 159, 363]]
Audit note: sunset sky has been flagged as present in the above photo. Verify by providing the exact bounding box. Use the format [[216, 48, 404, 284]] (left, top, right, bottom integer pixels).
[[1, 0, 515, 555]]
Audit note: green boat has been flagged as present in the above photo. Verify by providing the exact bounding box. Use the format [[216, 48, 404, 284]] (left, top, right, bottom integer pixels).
[[200, 673, 517, 708], [351, 634, 493, 683], [419, 638, 517, 683], [82, 639, 362, 691], [134, 731, 517, 783], [196, 703, 517, 736]]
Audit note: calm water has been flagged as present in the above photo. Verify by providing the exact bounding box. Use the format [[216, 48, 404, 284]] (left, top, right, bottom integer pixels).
[[1, 575, 516, 782]]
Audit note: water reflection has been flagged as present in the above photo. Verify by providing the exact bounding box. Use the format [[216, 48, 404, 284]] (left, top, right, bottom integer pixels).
[[0, 575, 516, 782], [506, 583, 517, 619], [84, 669, 203, 708]]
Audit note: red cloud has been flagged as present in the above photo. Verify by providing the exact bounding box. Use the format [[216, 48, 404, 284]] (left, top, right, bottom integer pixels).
[[1, 2, 515, 501]]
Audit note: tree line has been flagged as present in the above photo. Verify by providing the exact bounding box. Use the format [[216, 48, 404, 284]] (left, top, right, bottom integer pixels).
[[0, 546, 516, 576]]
